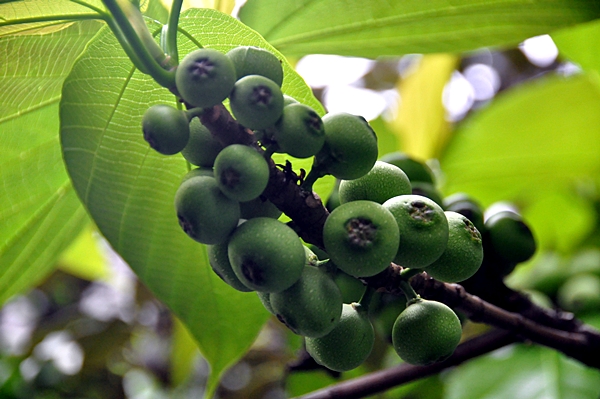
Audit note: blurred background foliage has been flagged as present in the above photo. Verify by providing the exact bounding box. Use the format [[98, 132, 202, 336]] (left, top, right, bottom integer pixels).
[[1, 0, 600, 398]]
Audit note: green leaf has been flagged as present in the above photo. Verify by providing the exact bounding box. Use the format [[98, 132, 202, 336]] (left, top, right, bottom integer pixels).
[[239, 0, 600, 57], [445, 344, 600, 399], [60, 9, 322, 396], [0, 20, 103, 123], [552, 19, 600, 76], [0, 0, 105, 36], [440, 73, 600, 211], [57, 223, 109, 281], [0, 103, 88, 305]]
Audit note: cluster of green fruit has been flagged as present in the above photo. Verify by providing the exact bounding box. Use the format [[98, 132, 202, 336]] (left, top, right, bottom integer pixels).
[[139, 45, 538, 372]]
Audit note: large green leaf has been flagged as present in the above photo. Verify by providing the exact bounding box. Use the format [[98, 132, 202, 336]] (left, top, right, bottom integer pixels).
[[239, 0, 600, 57], [60, 9, 323, 396], [445, 344, 600, 399], [440, 73, 600, 252], [553, 19, 600, 76], [0, 103, 89, 305]]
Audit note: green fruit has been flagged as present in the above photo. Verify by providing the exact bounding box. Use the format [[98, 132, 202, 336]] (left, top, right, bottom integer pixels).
[[339, 161, 411, 204], [316, 113, 378, 180], [323, 200, 400, 277], [305, 303, 374, 372], [257, 291, 275, 314], [270, 266, 343, 338], [207, 241, 253, 292], [228, 218, 305, 292], [142, 104, 190, 155], [240, 197, 282, 219], [214, 144, 270, 202], [326, 179, 342, 212], [425, 211, 484, 283], [411, 182, 444, 209], [273, 103, 325, 158], [379, 152, 435, 184], [485, 210, 536, 263], [181, 118, 224, 167], [283, 94, 299, 107], [392, 298, 462, 366], [229, 75, 284, 130], [443, 193, 485, 234], [333, 269, 366, 303], [180, 167, 214, 184], [175, 48, 237, 108], [382, 195, 449, 269], [174, 176, 240, 245], [226, 46, 284, 86]]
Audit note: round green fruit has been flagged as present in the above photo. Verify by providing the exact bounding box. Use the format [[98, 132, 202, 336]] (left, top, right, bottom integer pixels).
[[175, 48, 237, 108], [443, 193, 485, 234], [425, 211, 483, 283], [485, 210, 536, 264], [411, 182, 444, 209], [229, 74, 284, 130], [323, 200, 400, 277], [392, 298, 462, 366], [382, 195, 449, 269], [214, 144, 270, 202], [239, 197, 282, 219], [273, 103, 325, 158], [316, 113, 378, 180], [226, 46, 284, 86], [142, 104, 190, 155], [207, 241, 253, 292], [379, 152, 435, 184], [174, 176, 240, 245], [257, 291, 275, 314], [270, 266, 343, 338], [181, 118, 224, 167], [339, 161, 411, 204], [305, 303, 374, 372], [228, 218, 305, 292], [180, 167, 214, 184]]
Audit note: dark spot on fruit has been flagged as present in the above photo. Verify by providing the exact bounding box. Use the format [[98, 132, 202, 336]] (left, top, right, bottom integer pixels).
[[251, 85, 272, 106], [462, 218, 482, 242], [345, 218, 377, 249], [190, 58, 215, 78], [276, 313, 297, 333], [241, 258, 264, 285], [409, 200, 435, 222], [220, 167, 241, 189], [143, 129, 157, 150], [305, 111, 323, 135], [177, 214, 195, 238]]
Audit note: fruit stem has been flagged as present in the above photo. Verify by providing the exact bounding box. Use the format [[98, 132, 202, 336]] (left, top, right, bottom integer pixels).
[[358, 286, 376, 311], [165, 0, 184, 63], [300, 163, 326, 192], [263, 143, 279, 159], [400, 267, 423, 280], [185, 107, 204, 121], [398, 278, 419, 302]]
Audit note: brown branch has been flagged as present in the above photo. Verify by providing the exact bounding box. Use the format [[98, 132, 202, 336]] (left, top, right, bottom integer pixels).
[[294, 329, 517, 399]]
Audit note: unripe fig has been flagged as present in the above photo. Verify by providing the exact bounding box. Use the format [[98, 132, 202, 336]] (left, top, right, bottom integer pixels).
[[443, 193, 485, 234], [175, 48, 236, 108], [305, 303, 374, 372], [180, 167, 214, 184], [142, 104, 190, 155], [270, 266, 343, 338], [174, 176, 240, 245], [425, 211, 484, 283], [239, 197, 282, 220], [229, 75, 284, 130], [392, 298, 462, 365], [315, 113, 378, 180], [339, 161, 411, 204], [379, 152, 435, 184], [382, 195, 449, 269], [257, 291, 275, 314], [207, 241, 253, 292], [214, 144, 270, 202], [323, 200, 400, 277], [181, 118, 224, 167], [272, 103, 325, 158], [485, 210, 536, 264], [226, 46, 284, 86], [228, 218, 305, 292], [411, 182, 444, 208]]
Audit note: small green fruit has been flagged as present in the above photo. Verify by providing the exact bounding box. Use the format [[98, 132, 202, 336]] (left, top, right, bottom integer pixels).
[[305, 303, 374, 372], [379, 152, 435, 184], [425, 211, 484, 283], [226, 46, 284, 86], [273, 103, 325, 158], [392, 298, 462, 365], [176, 48, 236, 108], [339, 161, 411, 204], [207, 241, 253, 292], [239, 197, 282, 219], [485, 210, 536, 264], [214, 144, 270, 202], [411, 182, 444, 209], [174, 176, 240, 245], [382, 195, 449, 269], [181, 118, 224, 167], [270, 266, 343, 338], [323, 200, 400, 277], [229, 75, 284, 130], [443, 193, 485, 234], [142, 104, 190, 155], [228, 218, 305, 292]]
